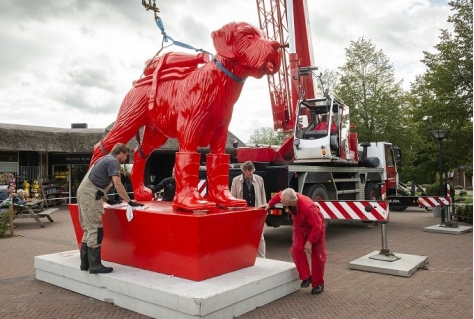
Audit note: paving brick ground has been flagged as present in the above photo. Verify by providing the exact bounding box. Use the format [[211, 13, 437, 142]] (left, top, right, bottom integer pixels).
[[0, 206, 472, 319]]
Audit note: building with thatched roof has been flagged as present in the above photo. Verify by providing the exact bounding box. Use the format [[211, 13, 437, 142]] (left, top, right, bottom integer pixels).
[[0, 122, 246, 202], [0, 122, 245, 154]]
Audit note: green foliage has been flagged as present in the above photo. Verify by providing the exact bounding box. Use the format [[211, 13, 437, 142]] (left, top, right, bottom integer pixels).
[[328, 1, 472, 185], [337, 37, 409, 145], [425, 182, 441, 196], [424, 182, 457, 197], [0, 210, 10, 236], [453, 203, 473, 223], [408, 0, 473, 177], [319, 69, 341, 93], [248, 127, 289, 145], [336, 37, 418, 183]]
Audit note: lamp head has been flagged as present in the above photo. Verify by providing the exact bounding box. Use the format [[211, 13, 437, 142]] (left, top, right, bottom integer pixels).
[[430, 130, 450, 141]]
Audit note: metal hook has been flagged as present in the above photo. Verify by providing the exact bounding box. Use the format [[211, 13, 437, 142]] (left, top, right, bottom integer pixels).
[[141, 0, 160, 13]]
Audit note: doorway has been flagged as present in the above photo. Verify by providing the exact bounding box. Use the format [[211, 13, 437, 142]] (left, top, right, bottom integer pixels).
[[52, 164, 88, 203]]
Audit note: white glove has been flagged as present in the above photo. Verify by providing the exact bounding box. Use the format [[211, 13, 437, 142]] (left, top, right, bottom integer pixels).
[[126, 206, 134, 222]]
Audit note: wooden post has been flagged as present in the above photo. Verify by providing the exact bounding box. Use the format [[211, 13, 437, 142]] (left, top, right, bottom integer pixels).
[[9, 202, 14, 236]]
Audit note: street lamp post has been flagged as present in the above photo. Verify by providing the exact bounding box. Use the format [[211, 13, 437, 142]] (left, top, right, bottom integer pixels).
[[430, 129, 450, 224]]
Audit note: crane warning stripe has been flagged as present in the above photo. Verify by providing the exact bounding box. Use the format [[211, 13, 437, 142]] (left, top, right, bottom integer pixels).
[[357, 201, 388, 220], [418, 196, 451, 208], [326, 201, 353, 220], [191, 181, 390, 221], [316, 202, 344, 220], [316, 201, 389, 221]]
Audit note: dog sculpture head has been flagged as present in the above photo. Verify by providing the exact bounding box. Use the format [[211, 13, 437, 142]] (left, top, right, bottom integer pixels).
[[211, 22, 281, 79]]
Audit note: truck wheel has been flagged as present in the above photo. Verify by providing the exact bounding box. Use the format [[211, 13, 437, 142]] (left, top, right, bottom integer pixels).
[[390, 187, 408, 212], [365, 182, 380, 200], [303, 184, 330, 229]]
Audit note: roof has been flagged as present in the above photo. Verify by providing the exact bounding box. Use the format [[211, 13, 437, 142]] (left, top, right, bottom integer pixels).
[[0, 123, 246, 153]]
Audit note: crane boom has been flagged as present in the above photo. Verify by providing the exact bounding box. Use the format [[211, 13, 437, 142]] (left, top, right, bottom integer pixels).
[[256, 0, 316, 132], [245, 0, 359, 165]]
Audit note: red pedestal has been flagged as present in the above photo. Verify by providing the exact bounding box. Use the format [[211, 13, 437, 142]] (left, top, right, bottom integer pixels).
[[69, 202, 266, 281]]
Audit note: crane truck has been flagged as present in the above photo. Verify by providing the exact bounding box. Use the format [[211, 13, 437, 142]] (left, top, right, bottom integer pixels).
[[217, 0, 450, 227]]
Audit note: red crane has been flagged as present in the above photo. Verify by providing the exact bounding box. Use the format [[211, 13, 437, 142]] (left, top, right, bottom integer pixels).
[[256, 0, 316, 132]]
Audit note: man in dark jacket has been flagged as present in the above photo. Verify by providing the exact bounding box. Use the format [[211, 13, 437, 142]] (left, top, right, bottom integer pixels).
[[151, 168, 176, 201]]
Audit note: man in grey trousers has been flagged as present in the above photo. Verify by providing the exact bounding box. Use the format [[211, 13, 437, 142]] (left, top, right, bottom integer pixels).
[[77, 143, 143, 274]]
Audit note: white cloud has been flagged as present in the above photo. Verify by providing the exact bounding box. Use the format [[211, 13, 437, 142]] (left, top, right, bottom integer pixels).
[[0, 0, 452, 142]]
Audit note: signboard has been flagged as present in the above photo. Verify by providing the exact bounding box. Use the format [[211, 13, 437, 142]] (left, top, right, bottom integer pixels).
[[49, 154, 92, 165]]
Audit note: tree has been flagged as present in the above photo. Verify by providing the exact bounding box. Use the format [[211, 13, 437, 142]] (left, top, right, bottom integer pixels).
[[317, 69, 341, 95], [409, 0, 473, 177], [336, 38, 415, 181], [337, 38, 409, 143], [248, 127, 288, 145]]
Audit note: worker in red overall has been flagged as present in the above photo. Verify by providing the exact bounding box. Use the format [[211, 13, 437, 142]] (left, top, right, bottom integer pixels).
[[265, 188, 326, 294], [314, 114, 337, 134]]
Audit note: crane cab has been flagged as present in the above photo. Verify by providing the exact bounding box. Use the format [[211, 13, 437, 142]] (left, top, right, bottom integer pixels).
[[293, 95, 357, 164]]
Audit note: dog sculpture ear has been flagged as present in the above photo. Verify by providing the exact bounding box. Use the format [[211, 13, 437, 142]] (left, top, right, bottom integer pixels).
[[211, 22, 236, 59]]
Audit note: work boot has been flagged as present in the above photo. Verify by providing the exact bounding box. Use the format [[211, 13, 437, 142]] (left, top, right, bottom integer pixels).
[[301, 276, 312, 288], [88, 246, 113, 274], [206, 154, 247, 208], [172, 152, 216, 211], [311, 285, 324, 295], [80, 242, 89, 271]]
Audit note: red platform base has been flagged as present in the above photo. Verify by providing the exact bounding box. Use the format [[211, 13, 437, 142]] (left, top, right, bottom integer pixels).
[[69, 202, 266, 281]]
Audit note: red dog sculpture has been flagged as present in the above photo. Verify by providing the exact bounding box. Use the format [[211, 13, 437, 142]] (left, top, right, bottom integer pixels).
[[90, 22, 281, 210]]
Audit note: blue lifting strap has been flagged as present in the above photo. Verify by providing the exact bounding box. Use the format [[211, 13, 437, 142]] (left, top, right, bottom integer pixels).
[[213, 59, 245, 83], [156, 16, 210, 54], [155, 16, 169, 42], [154, 16, 244, 83]]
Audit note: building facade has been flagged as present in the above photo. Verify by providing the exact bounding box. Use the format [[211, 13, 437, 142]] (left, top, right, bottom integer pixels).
[[0, 123, 245, 203]]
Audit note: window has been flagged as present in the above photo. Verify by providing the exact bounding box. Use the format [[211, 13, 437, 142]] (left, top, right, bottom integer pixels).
[[0, 151, 18, 162]]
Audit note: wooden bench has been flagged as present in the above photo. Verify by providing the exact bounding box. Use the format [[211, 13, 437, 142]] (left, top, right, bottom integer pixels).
[[37, 208, 59, 222], [13, 201, 58, 227]]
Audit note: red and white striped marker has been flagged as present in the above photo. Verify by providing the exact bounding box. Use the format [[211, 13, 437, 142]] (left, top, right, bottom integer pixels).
[[198, 180, 389, 222], [316, 201, 389, 221], [268, 200, 389, 222], [198, 180, 207, 198], [417, 196, 451, 208]]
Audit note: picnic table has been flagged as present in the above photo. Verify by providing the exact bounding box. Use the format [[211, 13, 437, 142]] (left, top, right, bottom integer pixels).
[[13, 199, 59, 228]]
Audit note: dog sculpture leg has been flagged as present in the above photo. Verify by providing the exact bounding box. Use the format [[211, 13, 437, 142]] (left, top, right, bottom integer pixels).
[[131, 128, 168, 201], [206, 154, 247, 208], [172, 152, 216, 211]]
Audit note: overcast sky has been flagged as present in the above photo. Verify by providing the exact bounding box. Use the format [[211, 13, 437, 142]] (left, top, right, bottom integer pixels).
[[0, 0, 452, 143]]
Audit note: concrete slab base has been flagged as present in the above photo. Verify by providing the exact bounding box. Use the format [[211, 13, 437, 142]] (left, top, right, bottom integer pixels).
[[35, 251, 300, 319], [423, 224, 473, 234], [349, 250, 428, 277]]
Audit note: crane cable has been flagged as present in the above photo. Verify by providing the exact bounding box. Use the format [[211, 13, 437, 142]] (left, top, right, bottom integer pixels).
[[140, 0, 213, 79]]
